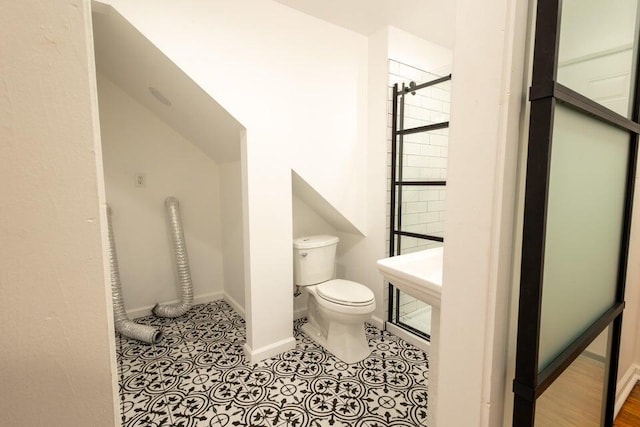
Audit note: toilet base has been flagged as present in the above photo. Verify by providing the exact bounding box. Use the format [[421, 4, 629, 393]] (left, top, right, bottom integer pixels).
[[301, 320, 371, 364]]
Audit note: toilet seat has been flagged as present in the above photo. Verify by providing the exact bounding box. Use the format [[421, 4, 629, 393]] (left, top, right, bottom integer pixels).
[[317, 279, 374, 307]]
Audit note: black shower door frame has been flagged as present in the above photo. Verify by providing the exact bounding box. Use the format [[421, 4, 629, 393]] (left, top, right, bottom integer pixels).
[[388, 75, 451, 341]]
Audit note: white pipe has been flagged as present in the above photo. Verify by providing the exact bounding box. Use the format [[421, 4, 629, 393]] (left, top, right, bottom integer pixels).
[[106, 205, 162, 344], [152, 197, 193, 318]]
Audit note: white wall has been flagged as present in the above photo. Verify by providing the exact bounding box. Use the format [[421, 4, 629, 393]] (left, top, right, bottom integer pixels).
[[98, 75, 225, 317], [220, 161, 246, 315], [98, 0, 370, 360], [314, 26, 390, 328], [438, 0, 529, 425], [286, 23, 391, 329], [99, 0, 369, 232], [388, 26, 453, 76], [292, 197, 340, 239], [0, 0, 118, 425]]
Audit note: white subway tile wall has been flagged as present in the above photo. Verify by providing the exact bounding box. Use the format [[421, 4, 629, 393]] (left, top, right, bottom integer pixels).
[[384, 60, 451, 332]]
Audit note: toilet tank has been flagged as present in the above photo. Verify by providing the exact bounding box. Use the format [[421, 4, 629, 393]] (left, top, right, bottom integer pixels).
[[293, 235, 339, 286]]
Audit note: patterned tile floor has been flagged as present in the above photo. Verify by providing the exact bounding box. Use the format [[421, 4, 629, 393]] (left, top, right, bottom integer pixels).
[[117, 300, 430, 427]]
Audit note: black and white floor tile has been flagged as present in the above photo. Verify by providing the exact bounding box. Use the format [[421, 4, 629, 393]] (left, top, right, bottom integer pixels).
[[117, 300, 429, 427]]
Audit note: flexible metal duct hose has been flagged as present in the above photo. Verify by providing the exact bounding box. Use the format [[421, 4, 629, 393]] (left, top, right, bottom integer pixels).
[[106, 205, 162, 344], [152, 197, 193, 318]]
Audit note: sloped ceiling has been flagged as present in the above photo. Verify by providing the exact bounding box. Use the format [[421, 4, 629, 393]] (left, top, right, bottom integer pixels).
[[92, 2, 244, 163], [292, 170, 365, 236]]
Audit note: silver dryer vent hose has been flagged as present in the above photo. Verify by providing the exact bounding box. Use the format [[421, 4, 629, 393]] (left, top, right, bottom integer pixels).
[[152, 197, 193, 318], [106, 205, 162, 344]]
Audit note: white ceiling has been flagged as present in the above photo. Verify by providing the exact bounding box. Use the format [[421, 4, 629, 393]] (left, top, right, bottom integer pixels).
[[90, 0, 454, 165], [92, 3, 244, 164], [272, 0, 456, 48]]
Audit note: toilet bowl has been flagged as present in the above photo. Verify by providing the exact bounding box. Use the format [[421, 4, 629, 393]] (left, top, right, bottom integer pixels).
[[293, 236, 376, 364]]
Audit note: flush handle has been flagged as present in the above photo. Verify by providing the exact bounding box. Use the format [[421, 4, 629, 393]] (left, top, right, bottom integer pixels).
[[300, 252, 308, 258]]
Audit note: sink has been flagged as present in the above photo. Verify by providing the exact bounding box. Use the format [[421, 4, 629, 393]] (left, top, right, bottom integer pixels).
[[377, 246, 444, 426], [376, 247, 443, 307]]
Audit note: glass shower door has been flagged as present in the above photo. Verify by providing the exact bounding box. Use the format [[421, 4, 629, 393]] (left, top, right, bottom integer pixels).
[[388, 71, 451, 340]]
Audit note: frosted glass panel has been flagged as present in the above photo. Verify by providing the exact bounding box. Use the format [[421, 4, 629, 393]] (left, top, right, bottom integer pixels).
[[557, 0, 639, 117], [535, 327, 610, 427], [538, 105, 629, 370]]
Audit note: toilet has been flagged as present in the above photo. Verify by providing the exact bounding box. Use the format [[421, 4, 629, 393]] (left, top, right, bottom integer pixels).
[[293, 235, 376, 364]]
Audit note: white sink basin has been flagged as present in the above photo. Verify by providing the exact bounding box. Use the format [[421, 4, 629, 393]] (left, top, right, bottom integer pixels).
[[377, 246, 444, 426], [376, 247, 443, 307]]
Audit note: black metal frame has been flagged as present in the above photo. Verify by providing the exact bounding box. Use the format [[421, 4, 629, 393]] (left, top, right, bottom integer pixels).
[[512, 0, 639, 425], [387, 74, 452, 341]]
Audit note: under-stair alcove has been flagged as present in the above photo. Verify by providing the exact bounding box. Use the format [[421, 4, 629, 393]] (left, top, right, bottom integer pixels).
[[290, 170, 385, 325], [92, 3, 247, 320]]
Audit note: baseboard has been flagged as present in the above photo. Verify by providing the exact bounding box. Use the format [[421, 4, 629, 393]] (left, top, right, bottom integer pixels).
[[369, 315, 385, 330], [615, 363, 640, 417], [294, 306, 307, 320], [385, 321, 430, 353], [223, 292, 245, 319], [243, 337, 296, 364], [126, 291, 223, 319]]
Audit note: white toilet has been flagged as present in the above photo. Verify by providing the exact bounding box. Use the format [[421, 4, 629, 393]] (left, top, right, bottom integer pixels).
[[293, 235, 376, 364]]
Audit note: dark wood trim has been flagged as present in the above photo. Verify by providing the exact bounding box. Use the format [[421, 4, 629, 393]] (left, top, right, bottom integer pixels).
[[393, 230, 444, 243], [608, 315, 625, 425], [388, 74, 451, 330], [513, 1, 562, 422], [397, 87, 406, 253], [395, 180, 446, 186], [400, 74, 452, 94], [530, 82, 640, 134], [395, 287, 401, 323], [389, 84, 399, 257], [513, 96, 556, 411], [555, 84, 640, 134], [387, 281, 395, 327], [393, 319, 431, 341], [396, 122, 449, 136], [530, 0, 561, 87]]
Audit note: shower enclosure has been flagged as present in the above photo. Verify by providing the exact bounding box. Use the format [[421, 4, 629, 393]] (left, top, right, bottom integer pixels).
[[387, 62, 451, 341]]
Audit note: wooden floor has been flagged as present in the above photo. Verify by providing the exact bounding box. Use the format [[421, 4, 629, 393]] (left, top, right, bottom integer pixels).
[[533, 360, 640, 427], [614, 382, 640, 427], [535, 354, 605, 427]]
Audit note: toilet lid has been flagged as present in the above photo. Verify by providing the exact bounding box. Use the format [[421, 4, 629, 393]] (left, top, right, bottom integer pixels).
[[317, 280, 375, 306]]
